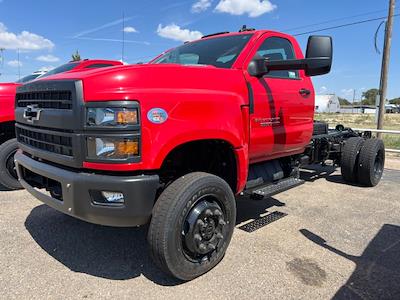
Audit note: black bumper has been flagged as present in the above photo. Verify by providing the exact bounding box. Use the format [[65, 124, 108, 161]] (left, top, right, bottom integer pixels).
[[15, 151, 160, 227]]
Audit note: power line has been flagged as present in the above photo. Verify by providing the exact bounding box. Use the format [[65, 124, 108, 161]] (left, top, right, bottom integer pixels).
[[284, 9, 391, 32], [293, 14, 400, 36]]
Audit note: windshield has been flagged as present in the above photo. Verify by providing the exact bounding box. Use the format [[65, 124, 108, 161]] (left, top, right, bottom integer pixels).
[[37, 62, 79, 79], [152, 34, 253, 69], [16, 73, 42, 83]]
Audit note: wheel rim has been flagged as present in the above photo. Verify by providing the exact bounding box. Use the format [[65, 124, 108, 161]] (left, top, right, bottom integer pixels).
[[181, 195, 227, 263], [5, 149, 18, 180], [373, 149, 384, 180]]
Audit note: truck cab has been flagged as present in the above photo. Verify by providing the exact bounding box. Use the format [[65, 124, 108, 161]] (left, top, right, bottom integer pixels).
[[14, 29, 384, 280]]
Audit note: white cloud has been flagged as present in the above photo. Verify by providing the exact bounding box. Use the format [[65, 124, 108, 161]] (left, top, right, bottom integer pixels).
[[7, 60, 22, 67], [123, 26, 137, 33], [37, 66, 55, 72], [319, 86, 328, 94], [192, 0, 212, 13], [0, 22, 54, 50], [157, 24, 203, 42], [215, 0, 277, 17], [36, 54, 60, 62]]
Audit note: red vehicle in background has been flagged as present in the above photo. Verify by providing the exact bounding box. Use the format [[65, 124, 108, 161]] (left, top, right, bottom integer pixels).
[[0, 59, 123, 190]]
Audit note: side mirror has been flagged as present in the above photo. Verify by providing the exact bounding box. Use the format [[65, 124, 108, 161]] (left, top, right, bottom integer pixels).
[[305, 36, 333, 76], [248, 35, 333, 77]]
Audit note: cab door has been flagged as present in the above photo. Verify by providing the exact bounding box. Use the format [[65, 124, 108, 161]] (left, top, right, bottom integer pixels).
[[244, 33, 315, 163]]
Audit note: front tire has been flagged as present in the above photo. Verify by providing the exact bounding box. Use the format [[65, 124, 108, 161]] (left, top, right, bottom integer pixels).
[[148, 172, 236, 281], [0, 138, 22, 190]]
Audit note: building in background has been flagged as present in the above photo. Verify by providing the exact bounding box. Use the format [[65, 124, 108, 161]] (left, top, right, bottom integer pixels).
[[315, 94, 341, 113]]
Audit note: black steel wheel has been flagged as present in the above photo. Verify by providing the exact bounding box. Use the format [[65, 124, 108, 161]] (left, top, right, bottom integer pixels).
[[148, 172, 236, 281], [358, 139, 385, 187], [182, 196, 227, 263], [0, 138, 22, 190]]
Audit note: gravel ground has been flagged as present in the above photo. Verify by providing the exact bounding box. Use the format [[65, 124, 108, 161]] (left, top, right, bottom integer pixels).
[[1, 162, 399, 300]]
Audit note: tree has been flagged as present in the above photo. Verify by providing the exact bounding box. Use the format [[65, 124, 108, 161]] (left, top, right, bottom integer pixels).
[[71, 50, 81, 61], [338, 97, 351, 105], [361, 89, 379, 105], [389, 98, 400, 105]]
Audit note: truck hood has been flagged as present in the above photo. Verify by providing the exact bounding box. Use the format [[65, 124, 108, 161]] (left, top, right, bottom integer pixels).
[[37, 64, 246, 101]]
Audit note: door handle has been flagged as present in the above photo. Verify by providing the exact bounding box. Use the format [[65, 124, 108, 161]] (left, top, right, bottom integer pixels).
[[299, 88, 311, 96]]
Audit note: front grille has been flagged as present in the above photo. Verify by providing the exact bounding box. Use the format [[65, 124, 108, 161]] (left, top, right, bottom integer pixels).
[[17, 127, 73, 157], [16, 91, 72, 109]]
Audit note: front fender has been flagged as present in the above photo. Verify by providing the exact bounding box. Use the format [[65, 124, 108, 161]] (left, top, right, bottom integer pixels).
[[140, 91, 248, 169]]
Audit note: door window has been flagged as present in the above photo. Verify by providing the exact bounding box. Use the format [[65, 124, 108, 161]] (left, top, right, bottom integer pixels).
[[255, 37, 299, 79]]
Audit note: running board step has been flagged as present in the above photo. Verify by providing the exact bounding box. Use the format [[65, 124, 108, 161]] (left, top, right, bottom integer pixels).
[[247, 177, 305, 199], [239, 211, 287, 233]]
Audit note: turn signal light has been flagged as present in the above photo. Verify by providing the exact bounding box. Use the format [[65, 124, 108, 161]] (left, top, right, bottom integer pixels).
[[116, 140, 139, 156], [117, 110, 138, 125]]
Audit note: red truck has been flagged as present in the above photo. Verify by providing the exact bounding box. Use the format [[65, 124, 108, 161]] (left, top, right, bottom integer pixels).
[[0, 59, 123, 190], [14, 28, 385, 280]]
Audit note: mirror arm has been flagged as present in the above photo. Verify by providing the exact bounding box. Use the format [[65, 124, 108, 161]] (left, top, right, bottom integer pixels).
[[265, 59, 308, 71]]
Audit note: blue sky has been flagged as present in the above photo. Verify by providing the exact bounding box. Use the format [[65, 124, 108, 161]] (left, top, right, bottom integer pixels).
[[0, 0, 399, 100]]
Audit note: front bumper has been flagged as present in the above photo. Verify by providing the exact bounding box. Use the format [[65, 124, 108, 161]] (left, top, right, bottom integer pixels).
[[15, 151, 160, 227]]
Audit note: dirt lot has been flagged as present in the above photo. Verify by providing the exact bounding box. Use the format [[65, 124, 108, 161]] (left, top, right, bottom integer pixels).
[[1, 160, 400, 299]]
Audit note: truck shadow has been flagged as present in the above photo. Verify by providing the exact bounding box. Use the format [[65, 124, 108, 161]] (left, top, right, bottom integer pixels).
[[25, 197, 286, 285], [300, 164, 338, 183], [300, 164, 365, 187], [300, 226, 400, 299], [235, 196, 285, 225], [24, 205, 182, 286]]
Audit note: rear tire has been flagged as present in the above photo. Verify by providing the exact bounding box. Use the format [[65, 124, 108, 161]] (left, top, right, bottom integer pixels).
[[341, 137, 364, 183], [357, 139, 385, 187], [147, 172, 236, 281], [0, 138, 22, 190]]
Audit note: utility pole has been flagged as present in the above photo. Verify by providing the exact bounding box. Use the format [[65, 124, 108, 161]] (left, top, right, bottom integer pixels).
[[0, 48, 4, 68], [352, 89, 356, 114], [122, 12, 125, 62], [377, 0, 396, 138], [17, 48, 21, 79]]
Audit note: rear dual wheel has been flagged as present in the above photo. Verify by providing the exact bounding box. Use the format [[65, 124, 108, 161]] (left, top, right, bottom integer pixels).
[[358, 139, 385, 187], [148, 172, 236, 281], [341, 138, 385, 187]]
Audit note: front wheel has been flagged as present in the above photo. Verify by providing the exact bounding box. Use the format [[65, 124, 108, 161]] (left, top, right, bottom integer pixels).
[[0, 138, 22, 190], [147, 172, 236, 281]]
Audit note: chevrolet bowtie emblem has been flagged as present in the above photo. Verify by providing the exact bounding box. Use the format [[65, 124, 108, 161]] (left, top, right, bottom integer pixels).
[[23, 105, 42, 123]]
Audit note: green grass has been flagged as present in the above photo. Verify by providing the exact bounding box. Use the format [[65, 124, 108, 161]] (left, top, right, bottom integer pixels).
[[315, 113, 400, 151]]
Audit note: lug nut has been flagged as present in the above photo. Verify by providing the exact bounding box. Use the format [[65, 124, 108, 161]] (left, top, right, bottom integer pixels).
[[207, 244, 216, 251], [214, 210, 222, 217], [216, 233, 224, 240], [205, 209, 213, 217], [197, 219, 205, 227], [194, 234, 202, 242], [199, 243, 207, 252], [219, 219, 226, 226]]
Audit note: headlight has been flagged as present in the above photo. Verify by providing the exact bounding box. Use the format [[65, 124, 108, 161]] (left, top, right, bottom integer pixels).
[[87, 107, 138, 127], [87, 137, 139, 160]]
